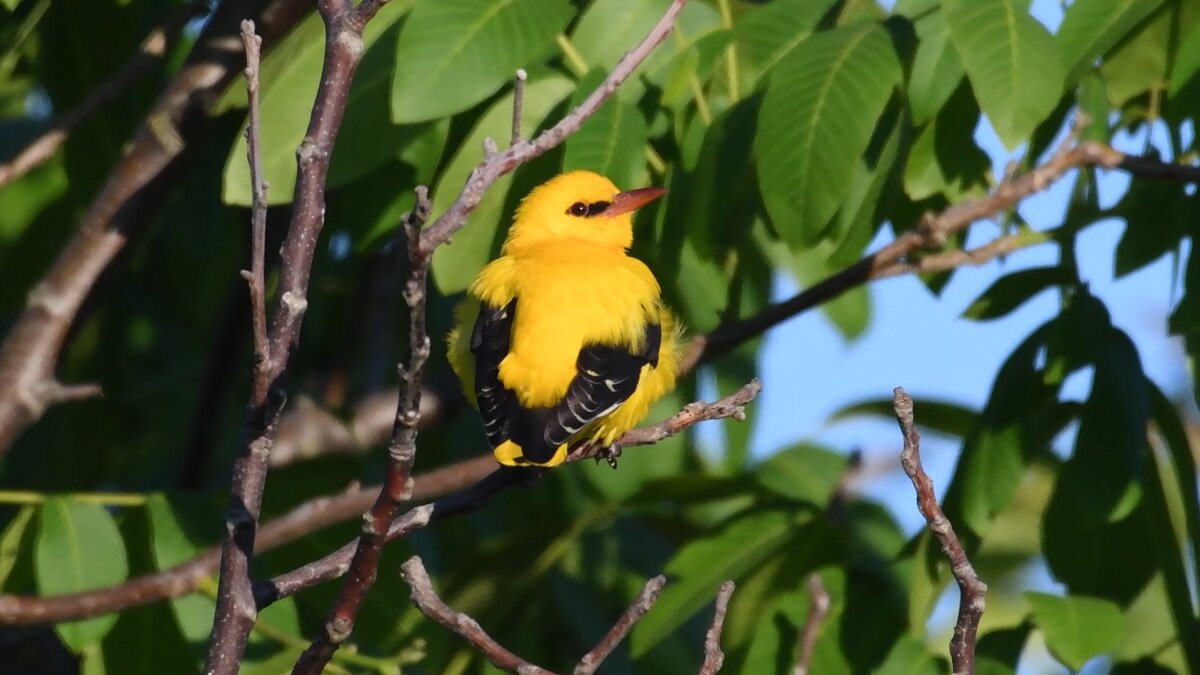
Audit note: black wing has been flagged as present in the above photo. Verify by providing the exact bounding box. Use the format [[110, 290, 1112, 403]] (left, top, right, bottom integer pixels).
[[471, 299, 661, 465], [470, 299, 519, 448]]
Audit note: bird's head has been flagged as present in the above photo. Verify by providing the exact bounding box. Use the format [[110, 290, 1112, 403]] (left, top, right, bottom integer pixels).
[[502, 171, 665, 252]]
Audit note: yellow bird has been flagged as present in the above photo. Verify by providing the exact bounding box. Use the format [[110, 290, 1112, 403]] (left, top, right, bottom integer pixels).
[[448, 171, 681, 468]]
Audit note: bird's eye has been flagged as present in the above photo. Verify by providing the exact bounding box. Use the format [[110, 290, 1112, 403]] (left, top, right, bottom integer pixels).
[[568, 202, 588, 217]]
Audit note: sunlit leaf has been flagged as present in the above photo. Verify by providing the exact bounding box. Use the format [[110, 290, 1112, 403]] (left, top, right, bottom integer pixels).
[[1027, 592, 1124, 671], [1057, 0, 1165, 83]]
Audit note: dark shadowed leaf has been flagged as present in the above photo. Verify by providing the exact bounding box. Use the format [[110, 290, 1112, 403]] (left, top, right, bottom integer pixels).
[[908, 9, 964, 124], [962, 266, 1068, 321]]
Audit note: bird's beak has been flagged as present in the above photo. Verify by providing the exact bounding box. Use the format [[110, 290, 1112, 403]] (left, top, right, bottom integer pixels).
[[604, 186, 666, 217]]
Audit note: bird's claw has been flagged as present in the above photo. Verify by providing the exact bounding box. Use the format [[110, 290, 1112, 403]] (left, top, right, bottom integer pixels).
[[596, 444, 621, 470]]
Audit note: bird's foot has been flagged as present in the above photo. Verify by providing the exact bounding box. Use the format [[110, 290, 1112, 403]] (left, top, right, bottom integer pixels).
[[596, 444, 622, 470]]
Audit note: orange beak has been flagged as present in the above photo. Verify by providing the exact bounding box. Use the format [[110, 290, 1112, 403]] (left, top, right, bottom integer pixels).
[[603, 186, 666, 217]]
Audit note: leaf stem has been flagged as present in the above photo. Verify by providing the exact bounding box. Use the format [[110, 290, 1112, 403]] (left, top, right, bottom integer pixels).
[[556, 34, 589, 77]]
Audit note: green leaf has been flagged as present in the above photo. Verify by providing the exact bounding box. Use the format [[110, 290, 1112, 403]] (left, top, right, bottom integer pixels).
[[832, 398, 977, 438], [35, 499, 129, 651], [561, 69, 648, 190], [756, 444, 847, 506], [681, 94, 760, 259], [735, 0, 839, 77], [757, 22, 901, 247], [908, 10, 965, 124], [1026, 592, 1124, 671], [221, 2, 419, 205], [963, 266, 1067, 321], [572, 0, 674, 72], [977, 623, 1032, 675], [429, 76, 574, 293], [943, 0, 1065, 149], [874, 635, 940, 675], [0, 506, 34, 588], [390, 0, 572, 123], [902, 82, 989, 202], [102, 600, 195, 675], [1057, 0, 1166, 83], [827, 99, 902, 266], [1169, 24, 1200, 96], [630, 509, 810, 656]]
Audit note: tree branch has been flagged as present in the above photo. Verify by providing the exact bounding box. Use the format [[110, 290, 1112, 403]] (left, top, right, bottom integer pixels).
[[791, 575, 830, 675], [891, 387, 986, 675], [0, 1, 204, 189], [293, 189, 432, 673], [417, 0, 687, 254], [239, 20, 270, 402], [511, 69, 527, 146], [205, 2, 389, 672], [256, 380, 759, 608], [401, 556, 557, 675], [574, 575, 666, 675], [0, 0, 311, 457], [699, 581, 735, 675]]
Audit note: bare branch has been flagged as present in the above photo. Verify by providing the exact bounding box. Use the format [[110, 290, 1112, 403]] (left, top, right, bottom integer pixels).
[[206, 3, 390, 672], [239, 20, 270, 402], [699, 581, 735, 675], [0, 1, 204, 189], [574, 576, 667, 675], [400, 556, 556, 675], [511, 69, 528, 146], [293, 189, 432, 673], [418, 0, 687, 254], [791, 575, 830, 675], [891, 387, 986, 675]]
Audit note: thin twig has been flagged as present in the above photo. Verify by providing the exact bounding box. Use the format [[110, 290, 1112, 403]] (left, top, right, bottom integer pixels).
[[791, 575, 830, 675], [891, 387, 986, 675], [238, 20, 270, 400], [574, 575, 667, 675], [400, 556, 557, 675], [293, 189, 432, 673], [699, 581, 735, 675], [418, 0, 687, 255], [256, 381, 760, 608], [205, 2, 389, 672], [511, 69, 527, 146], [0, 1, 204, 189]]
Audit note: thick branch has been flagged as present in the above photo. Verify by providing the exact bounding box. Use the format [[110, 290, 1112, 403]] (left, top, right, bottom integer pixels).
[[293, 190, 432, 673], [699, 581, 735, 675], [401, 556, 556, 675], [574, 575, 666, 675], [0, 1, 204, 189], [205, 3, 386, 672], [891, 387, 986, 675]]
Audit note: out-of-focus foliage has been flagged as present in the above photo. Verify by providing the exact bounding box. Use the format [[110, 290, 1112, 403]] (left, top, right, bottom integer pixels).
[[0, 0, 1198, 673]]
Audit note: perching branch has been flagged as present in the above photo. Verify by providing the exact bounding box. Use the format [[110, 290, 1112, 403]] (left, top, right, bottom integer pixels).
[[0, 0, 311, 456], [574, 575, 667, 675], [891, 387, 986, 675], [417, 0, 687, 254], [511, 69, 528, 147], [699, 581, 735, 675], [401, 556, 557, 675], [205, 2, 390, 672], [791, 575, 830, 675], [0, 1, 204, 189], [292, 189, 433, 673], [256, 380, 759, 609]]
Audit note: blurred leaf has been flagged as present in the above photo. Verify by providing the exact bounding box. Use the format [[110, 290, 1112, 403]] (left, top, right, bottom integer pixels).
[[221, 1, 419, 205], [683, 94, 760, 259], [755, 444, 847, 507], [757, 22, 901, 247], [874, 635, 940, 675], [562, 69, 648, 189], [240, 647, 304, 675], [734, 0, 838, 77], [943, 0, 1065, 149], [902, 82, 989, 202], [1027, 592, 1124, 671], [390, 0, 572, 123], [962, 266, 1067, 321], [1115, 181, 1192, 278], [1169, 23, 1200, 96], [102, 599, 195, 674], [1057, 0, 1165, 83], [429, 76, 574, 293], [1097, 2, 1200, 106], [0, 505, 34, 588], [832, 398, 976, 438], [630, 508, 810, 656], [977, 623, 1032, 675], [908, 10, 964, 124], [35, 499, 129, 651], [1147, 383, 1200, 575]]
